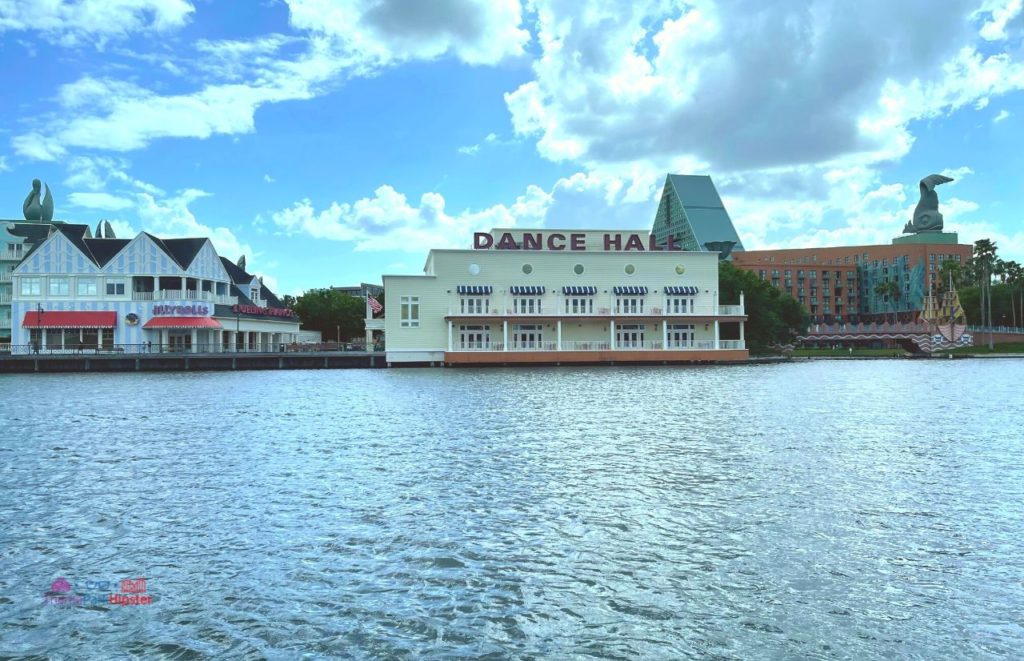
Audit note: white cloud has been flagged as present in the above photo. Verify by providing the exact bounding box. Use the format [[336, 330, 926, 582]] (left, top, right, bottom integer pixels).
[[0, 155, 8, 172], [264, 174, 275, 183], [0, 0, 195, 47], [64, 155, 164, 194], [457, 132, 502, 156], [135, 188, 253, 262], [270, 182, 550, 252], [976, 0, 1024, 40], [994, 109, 1012, 122], [285, 0, 529, 66], [68, 192, 134, 211]]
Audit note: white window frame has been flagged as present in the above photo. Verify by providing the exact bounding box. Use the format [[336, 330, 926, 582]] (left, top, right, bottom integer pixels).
[[459, 296, 489, 315], [563, 297, 594, 314], [400, 296, 420, 328], [48, 276, 70, 296], [77, 278, 98, 296], [667, 323, 695, 349], [20, 277, 42, 296], [615, 296, 644, 314], [512, 297, 542, 315], [666, 296, 694, 314], [106, 280, 126, 296]]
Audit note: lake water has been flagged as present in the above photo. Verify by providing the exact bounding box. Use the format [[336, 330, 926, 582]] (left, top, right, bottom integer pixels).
[[1, 360, 1022, 659]]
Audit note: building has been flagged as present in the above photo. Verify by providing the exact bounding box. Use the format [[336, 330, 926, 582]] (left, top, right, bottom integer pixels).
[[1, 222, 57, 347], [381, 228, 748, 365], [9, 223, 300, 352], [650, 174, 745, 254], [332, 282, 383, 299], [731, 238, 972, 324]]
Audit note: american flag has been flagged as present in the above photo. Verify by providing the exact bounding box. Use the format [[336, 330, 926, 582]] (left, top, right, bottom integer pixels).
[[367, 296, 383, 314]]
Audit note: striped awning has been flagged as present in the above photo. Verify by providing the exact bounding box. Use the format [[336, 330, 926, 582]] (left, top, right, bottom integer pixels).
[[510, 285, 545, 295], [457, 285, 492, 295], [664, 285, 699, 295], [613, 286, 648, 295], [21, 311, 116, 329], [562, 286, 597, 295]]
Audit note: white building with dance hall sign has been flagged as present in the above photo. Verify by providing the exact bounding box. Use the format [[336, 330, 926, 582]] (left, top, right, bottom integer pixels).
[[10, 223, 299, 353], [381, 228, 747, 366]]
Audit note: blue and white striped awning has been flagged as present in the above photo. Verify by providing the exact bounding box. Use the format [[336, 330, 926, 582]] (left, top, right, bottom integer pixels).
[[613, 286, 648, 295], [562, 286, 597, 295], [664, 285, 699, 295], [457, 285, 492, 295], [510, 285, 545, 295]]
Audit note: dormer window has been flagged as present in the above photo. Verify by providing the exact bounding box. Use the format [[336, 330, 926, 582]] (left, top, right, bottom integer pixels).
[[250, 287, 260, 302]]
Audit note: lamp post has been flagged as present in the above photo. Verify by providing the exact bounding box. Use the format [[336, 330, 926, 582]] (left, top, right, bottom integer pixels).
[[34, 303, 44, 354]]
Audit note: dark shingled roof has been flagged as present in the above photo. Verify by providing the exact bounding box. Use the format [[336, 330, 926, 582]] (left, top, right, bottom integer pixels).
[[8, 223, 52, 245], [162, 238, 208, 270], [220, 257, 254, 284], [83, 238, 131, 267], [221, 257, 287, 310], [140, 232, 184, 268], [52, 224, 96, 263]]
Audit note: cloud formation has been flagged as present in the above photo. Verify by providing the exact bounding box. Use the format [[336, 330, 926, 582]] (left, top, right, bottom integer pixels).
[[0, 0, 194, 46]]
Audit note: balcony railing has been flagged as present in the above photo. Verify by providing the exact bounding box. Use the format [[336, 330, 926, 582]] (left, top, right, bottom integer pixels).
[[0, 272, 12, 282], [0, 293, 11, 304], [447, 339, 744, 352], [447, 303, 745, 318], [0, 317, 11, 329], [133, 290, 235, 304], [1, 251, 23, 261]]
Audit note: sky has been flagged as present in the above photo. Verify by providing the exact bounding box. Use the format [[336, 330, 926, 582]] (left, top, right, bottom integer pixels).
[[1, 0, 1023, 295]]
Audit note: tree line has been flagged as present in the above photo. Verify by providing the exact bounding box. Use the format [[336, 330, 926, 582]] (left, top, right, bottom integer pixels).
[[936, 239, 1023, 329], [282, 289, 384, 342]]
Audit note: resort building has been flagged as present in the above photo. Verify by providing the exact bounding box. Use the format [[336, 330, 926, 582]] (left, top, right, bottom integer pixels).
[[9, 223, 299, 352], [650, 174, 745, 254], [381, 228, 747, 366], [730, 239, 972, 324]]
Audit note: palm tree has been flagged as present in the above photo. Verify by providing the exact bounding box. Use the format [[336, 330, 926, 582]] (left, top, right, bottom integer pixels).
[[937, 259, 963, 295], [972, 239, 999, 348], [1004, 260, 1023, 328], [873, 280, 901, 325]]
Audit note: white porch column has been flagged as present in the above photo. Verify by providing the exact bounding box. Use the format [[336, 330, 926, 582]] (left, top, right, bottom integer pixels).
[[713, 320, 720, 350], [447, 321, 453, 351], [739, 321, 745, 349], [740, 290, 745, 315], [662, 321, 667, 349], [556, 320, 562, 351], [190, 328, 198, 353], [366, 328, 373, 351], [503, 321, 508, 351], [98, 328, 104, 350], [610, 320, 616, 350], [229, 331, 236, 352], [181, 277, 186, 294]]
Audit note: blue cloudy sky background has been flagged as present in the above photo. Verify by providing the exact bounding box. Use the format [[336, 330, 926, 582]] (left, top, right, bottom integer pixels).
[[0, 0, 1022, 294]]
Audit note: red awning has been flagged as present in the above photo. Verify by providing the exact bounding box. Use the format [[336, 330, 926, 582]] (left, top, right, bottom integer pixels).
[[143, 317, 223, 329], [21, 311, 117, 329]]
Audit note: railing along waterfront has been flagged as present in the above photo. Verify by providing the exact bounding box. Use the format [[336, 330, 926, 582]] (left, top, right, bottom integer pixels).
[[448, 340, 742, 352], [0, 343, 372, 356]]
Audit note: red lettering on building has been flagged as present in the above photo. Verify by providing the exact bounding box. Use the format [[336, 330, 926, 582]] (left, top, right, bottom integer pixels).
[[473, 232, 493, 249], [625, 234, 645, 251], [604, 234, 622, 251], [496, 233, 519, 250], [570, 233, 586, 251], [522, 233, 542, 250], [547, 233, 566, 250]]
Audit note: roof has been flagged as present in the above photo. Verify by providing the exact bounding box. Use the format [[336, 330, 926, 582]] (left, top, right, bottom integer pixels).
[[22, 311, 117, 328], [83, 238, 131, 267], [162, 238, 208, 269], [667, 175, 745, 251], [221, 257, 288, 310], [51, 224, 97, 263]]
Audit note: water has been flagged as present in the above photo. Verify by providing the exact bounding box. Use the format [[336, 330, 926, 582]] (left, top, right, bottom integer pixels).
[[1, 361, 1022, 659]]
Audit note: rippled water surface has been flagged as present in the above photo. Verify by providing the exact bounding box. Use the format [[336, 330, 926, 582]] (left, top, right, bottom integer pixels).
[[1, 361, 1023, 659]]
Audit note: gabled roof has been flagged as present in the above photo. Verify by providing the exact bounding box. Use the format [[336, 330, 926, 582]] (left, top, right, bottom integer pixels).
[[666, 175, 745, 251], [221, 257, 287, 309], [141, 232, 183, 268], [83, 238, 132, 267], [220, 256, 255, 285], [162, 238, 208, 270], [51, 224, 97, 263]]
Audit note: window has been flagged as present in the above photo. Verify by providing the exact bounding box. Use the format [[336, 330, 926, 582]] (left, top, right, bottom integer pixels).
[[616, 323, 646, 348], [615, 297, 644, 314], [667, 297, 694, 314], [77, 278, 97, 296], [522, 264, 533, 274], [400, 296, 420, 327], [49, 277, 70, 296], [250, 287, 260, 301], [460, 297, 489, 314], [574, 264, 585, 275], [564, 297, 594, 314], [675, 265, 685, 275], [624, 264, 636, 275], [106, 280, 126, 296], [513, 297, 543, 314], [458, 325, 490, 350], [512, 324, 542, 349], [20, 277, 42, 296]]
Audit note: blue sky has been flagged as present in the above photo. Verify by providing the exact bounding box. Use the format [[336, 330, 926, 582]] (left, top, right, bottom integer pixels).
[[1, 0, 1023, 294]]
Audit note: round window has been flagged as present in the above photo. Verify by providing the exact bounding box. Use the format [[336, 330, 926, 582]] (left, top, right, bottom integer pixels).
[[574, 264, 584, 275], [624, 264, 636, 275], [468, 263, 480, 275], [675, 264, 685, 275], [522, 264, 533, 274]]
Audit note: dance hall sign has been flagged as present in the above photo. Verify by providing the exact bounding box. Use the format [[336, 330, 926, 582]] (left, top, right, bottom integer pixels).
[[473, 232, 683, 252]]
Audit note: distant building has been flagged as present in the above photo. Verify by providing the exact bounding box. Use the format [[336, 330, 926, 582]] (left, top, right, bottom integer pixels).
[[650, 174, 745, 254], [8, 223, 299, 352], [332, 283, 383, 299]]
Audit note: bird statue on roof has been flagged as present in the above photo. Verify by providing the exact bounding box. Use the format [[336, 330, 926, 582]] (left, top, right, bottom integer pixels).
[[903, 174, 953, 234], [23, 179, 54, 222], [237, 254, 246, 271]]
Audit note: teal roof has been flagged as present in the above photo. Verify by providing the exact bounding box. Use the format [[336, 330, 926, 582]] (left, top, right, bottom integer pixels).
[[667, 175, 745, 251]]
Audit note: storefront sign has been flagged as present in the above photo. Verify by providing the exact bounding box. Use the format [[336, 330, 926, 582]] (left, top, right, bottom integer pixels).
[[473, 232, 681, 252], [152, 304, 210, 316], [232, 304, 296, 318]]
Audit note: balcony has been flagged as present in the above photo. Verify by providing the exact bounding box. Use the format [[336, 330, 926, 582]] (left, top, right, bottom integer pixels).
[[446, 303, 745, 319], [1, 251, 23, 261], [449, 339, 744, 352], [0, 317, 10, 329], [133, 290, 235, 304], [0, 272, 11, 282], [0, 292, 11, 304]]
